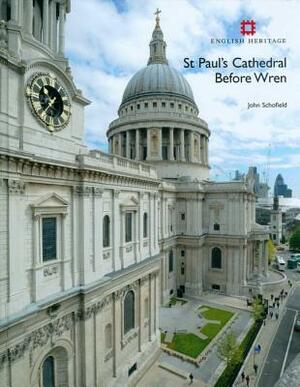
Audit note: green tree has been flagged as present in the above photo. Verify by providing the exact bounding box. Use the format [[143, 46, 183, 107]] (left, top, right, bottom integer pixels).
[[252, 297, 265, 322], [217, 331, 242, 368], [267, 239, 276, 264], [289, 228, 300, 251]]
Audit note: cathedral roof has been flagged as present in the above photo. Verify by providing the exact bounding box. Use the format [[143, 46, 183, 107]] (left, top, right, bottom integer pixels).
[[120, 10, 195, 106]]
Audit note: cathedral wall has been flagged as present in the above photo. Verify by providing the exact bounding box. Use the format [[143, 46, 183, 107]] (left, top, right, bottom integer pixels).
[[0, 64, 22, 151], [0, 179, 8, 319]]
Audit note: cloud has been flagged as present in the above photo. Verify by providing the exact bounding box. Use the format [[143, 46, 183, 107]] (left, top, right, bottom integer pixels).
[[66, 0, 300, 195]]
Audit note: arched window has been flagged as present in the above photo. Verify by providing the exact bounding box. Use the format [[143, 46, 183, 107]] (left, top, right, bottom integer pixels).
[[42, 356, 55, 387], [124, 290, 135, 334], [105, 323, 112, 350], [211, 247, 222, 269], [143, 212, 148, 238], [103, 215, 110, 247], [168, 250, 174, 272], [214, 223, 220, 231]]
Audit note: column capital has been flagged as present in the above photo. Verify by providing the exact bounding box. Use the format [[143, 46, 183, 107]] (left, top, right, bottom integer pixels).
[[8, 179, 26, 195]]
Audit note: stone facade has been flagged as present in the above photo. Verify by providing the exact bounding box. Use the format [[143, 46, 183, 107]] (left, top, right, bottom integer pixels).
[[0, 3, 269, 387]]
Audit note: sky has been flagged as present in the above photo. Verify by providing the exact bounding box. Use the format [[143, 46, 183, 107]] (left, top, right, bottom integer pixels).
[[65, 0, 300, 197]]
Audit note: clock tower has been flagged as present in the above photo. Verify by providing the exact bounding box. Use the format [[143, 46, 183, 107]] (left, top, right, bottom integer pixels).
[[0, 0, 89, 162]]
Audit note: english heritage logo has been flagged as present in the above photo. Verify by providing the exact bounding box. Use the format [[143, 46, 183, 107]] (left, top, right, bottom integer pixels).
[[210, 18, 285, 45], [240, 20, 256, 36]]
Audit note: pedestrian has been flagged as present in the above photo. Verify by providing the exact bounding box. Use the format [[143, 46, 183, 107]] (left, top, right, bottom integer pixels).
[[253, 363, 258, 375], [271, 294, 274, 300], [270, 310, 273, 319], [263, 319, 266, 326], [277, 301, 280, 308], [189, 373, 194, 384], [241, 371, 245, 382], [246, 374, 250, 386], [276, 312, 279, 320], [273, 302, 276, 308], [289, 281, 292, 288], [257, 344, 261, 352]]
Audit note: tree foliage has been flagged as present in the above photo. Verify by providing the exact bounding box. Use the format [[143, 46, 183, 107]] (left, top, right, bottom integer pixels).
[[217, 331, 242, 367], [289, 228, 300, 251], [267, 239, 276, 264], [251, 297, 265, 322]]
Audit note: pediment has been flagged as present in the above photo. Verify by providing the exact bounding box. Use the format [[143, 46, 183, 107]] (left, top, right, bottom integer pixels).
[[31, 193, 69, 216], [120, 196, 139, 211]]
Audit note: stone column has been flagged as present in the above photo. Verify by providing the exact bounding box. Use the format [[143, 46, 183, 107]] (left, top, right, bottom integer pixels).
[[188, 131, 193, 162], [180, 129, 185, 161], [7, 180, 28, 310], [43, 0, 49, 45], [50, 0, 57, 52], [148, 274, 152, 341], [146, 129, 151, 160], [25, 0, 33, 34], [201, 135, 205, 164], [112, 190, 120, 271], [126, 131, 130, 159], [158, 128, 162, 160], [198, 134, 201, 163], [58, 1, 65, 56], [18, 0, 23, 25], [135, 129, 140, 160], [60, 213, 67, 290], [10, 0, 18, 23], [169, 127, 174, 160]]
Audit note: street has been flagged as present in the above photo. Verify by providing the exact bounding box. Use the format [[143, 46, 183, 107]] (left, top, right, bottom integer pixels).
[[258, 287, 300, 387]]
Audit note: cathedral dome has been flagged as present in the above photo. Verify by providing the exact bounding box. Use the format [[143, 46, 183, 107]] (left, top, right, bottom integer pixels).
[[121, 63, 195, 105]]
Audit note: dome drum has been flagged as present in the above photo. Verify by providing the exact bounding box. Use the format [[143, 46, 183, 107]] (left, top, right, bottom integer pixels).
[[108, 127, 209, 167]]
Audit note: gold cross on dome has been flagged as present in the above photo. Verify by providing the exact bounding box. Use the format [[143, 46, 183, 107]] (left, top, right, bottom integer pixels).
[[154, 8, 161, 26], [154, 8, 161, 17]]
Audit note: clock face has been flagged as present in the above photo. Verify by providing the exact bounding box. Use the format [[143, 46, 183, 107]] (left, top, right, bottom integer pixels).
[[26, 73, 71, 132]]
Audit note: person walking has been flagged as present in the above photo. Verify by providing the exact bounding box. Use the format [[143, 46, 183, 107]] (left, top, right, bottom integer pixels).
[[241, 371, 245, 382], [246, 374, 250, 386], [189, 373, 194, 384], [270, 310, 273, 319], [253, 363, 258, 375], [276, 312, 279, 320]]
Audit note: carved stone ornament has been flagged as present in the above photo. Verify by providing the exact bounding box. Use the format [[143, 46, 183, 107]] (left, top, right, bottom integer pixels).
[[75, 185, 93, 197], [0, 20, 7, 50], [0, 314, 73, 368], [121, 328, 138, 349], [94, 187, 103, 197], [81, 295, 113, 320], [8, 179, 26, 194]]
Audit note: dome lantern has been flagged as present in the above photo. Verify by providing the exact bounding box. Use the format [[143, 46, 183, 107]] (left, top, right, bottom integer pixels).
[[147, 9, 168, 66]]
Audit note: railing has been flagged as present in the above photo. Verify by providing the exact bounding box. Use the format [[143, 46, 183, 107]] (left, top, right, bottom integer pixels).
[[78, 150, 157, 179]]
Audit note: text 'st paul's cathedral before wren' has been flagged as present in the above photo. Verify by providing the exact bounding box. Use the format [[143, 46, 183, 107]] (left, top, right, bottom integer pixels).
[[0, 2, 271, 386]]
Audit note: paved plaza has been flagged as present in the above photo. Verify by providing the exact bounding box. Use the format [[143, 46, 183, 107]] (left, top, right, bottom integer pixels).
[[138, 293, 253, 386]]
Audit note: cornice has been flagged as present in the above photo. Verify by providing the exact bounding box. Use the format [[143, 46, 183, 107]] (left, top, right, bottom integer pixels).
[[0, 151, 160, 190]]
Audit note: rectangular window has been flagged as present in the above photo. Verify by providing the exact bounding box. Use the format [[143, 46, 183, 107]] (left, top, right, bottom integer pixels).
[[125, 213, 133, 243], [181, 213, 185, 220], [42, 217, 57, 262], [170, 103, 174, 108], [162, 102, 166, 107], [153, 102, 157, 107]]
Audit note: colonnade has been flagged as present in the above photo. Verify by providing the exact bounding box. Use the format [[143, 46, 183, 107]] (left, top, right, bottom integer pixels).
[[9, 0, 65, 55], [109, 127, 209, 165]]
